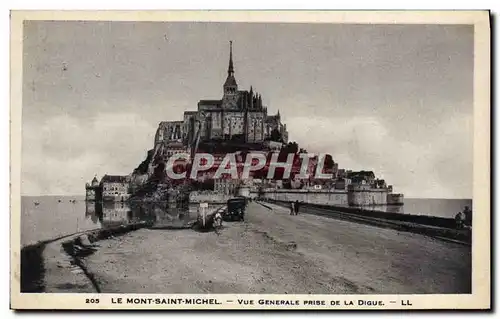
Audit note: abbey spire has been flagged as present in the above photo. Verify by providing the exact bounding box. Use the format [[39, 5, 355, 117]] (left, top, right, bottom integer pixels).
[[228, 40, 234, 76], [223, 41, 238, 94]]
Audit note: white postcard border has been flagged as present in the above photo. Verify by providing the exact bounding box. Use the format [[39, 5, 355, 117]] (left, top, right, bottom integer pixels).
[[9, 10, 491, 310]]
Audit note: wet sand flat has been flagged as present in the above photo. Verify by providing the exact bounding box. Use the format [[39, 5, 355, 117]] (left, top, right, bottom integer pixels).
[[83, 202, 471, 294]]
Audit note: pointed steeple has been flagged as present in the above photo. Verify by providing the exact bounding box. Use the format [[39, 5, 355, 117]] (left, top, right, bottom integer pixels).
[[223, 40, 237, 94], [277, 109, 280, 118], [228, 40, 234, 76]]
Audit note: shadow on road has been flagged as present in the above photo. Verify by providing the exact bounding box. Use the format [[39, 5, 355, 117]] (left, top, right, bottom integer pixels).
[[20, 244, 46, 293], [255, 201, 273, 210]]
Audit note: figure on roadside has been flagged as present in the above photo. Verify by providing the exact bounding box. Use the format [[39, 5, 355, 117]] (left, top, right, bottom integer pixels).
[[455, 211, 465, 229], [463, 206, 472, 228], [213, 211, 223, 233], [238, 208, 245, 221], [290, 202, 295, 215], [294, 200, 300, 215]]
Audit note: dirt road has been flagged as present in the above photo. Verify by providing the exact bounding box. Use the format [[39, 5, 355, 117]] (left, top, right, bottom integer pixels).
[[83, 202, 471, 294]]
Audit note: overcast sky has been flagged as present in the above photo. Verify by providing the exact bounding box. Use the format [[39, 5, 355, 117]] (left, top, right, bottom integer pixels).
[[21, 21, 473, 198]]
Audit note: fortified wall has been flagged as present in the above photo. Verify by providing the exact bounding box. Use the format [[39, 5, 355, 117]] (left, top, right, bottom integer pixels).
[[255, 186, 404, 207], [256, 189, 349, 206], [189, 191, 234, 204], [387, 193, 404, 205], [347, 184, 387, 206]]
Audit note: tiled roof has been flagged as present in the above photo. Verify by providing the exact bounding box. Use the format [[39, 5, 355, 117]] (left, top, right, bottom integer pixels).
[[198, 99, 222, 105], [100, 175, 128, 183]]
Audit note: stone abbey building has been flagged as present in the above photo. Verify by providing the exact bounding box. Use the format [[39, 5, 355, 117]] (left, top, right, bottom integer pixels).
[[153, 41, 288, 159]]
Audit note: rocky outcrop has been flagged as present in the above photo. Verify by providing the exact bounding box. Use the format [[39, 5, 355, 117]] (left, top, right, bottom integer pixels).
[[129, 142, 173, 201], [133, 149, 155, 175]]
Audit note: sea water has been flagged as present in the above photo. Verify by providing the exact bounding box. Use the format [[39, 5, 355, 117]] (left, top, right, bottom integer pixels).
[[20, 196, 197, 247]]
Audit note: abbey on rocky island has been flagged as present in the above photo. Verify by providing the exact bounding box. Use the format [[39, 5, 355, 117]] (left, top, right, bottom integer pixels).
[[85, 43, 404, 206], [153, 41, 288, 160]]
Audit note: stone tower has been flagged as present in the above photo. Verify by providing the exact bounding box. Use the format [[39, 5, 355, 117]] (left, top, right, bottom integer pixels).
[[222, 41, 239, 109]]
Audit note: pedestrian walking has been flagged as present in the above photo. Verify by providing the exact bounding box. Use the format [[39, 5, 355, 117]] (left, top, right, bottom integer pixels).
[[294, 200, 300, 215], [290, 202, 295, 215]]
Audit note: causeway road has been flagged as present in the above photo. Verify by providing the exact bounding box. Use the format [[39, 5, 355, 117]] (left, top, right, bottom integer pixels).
[[83, 201, 471, 294]]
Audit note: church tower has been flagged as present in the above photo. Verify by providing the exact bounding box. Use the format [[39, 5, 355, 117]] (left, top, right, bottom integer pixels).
[[222, 41, 239, 109]]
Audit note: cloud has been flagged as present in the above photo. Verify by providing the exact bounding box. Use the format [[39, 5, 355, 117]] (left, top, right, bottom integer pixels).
[[286, 113, 472, 199], [22, 112, 156, 195], [20, 22, 473, 198]]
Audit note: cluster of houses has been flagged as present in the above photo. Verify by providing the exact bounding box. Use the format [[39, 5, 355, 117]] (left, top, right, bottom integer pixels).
[[85, 174, 130, 202], [249, 171, 391, 192], [86, 163, 393, 203]]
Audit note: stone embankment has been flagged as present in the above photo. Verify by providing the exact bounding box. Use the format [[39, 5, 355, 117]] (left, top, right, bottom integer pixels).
[[21, 222, 151, 293]]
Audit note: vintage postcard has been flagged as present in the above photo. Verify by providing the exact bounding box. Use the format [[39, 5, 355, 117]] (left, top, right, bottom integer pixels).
[[10, 10, 490, 310]]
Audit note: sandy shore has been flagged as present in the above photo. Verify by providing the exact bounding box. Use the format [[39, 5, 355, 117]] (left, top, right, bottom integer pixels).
[[79, 202, 471, 294]]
